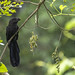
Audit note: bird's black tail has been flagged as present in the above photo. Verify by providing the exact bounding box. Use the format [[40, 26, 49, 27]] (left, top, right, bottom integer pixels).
[[9, 41, 20, 67]]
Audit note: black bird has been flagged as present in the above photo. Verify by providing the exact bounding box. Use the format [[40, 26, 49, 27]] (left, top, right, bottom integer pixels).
[[6, 18, 20, 67]]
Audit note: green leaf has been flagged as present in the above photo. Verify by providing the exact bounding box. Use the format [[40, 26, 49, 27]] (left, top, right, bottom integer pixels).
[[35, 61, 45, 67], [0, 62, 8, 73], [71, 7, 75, 12], [10, 9, 16, 13], [0, 40, 3, 43], [7, 1, 11, 5], [71, 9, 74, 12], [6, 13, 12, 16], [64, 18, 75, 40], [59, 5, 67, 13], [20, 2, 24, 5], [63, 0, 67, 2], [12, 2, 16, 4], [1, 1, 4, 4], [0, 1, 1, 4]]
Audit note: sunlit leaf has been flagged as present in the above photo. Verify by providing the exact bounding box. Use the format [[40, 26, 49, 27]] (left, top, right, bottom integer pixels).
[[0, 62, 8, 72], [6, 13, 12, 16], [0, 40, 3, 43], [63, 18, 75, 40], [12, 2, 16, 4], [0, 0, 23, 17], [63, 0, 67, 2], [59, 5, 67, 13], [72, 66, 75, 69], [71, 9, 75, 12], [10, 9, 16, 13], [35, 61, 45, 67], [20, 2, 24, 5]]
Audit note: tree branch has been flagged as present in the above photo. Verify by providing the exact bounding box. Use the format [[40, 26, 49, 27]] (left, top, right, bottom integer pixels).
[[22, 1, 39, 5], [43, 3, 65, 31], [0, 0, 45, 61]]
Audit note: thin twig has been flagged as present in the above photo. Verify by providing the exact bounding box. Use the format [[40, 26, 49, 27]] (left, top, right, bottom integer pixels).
[[19, 0, 45, 30], [53, 13, 75, 16], [22, 1, 38, 5], [38, 24, 52, 30], [0, 0, 45, 61], [43, 3, 65, 31], [52, 31, 62, 73], [16, 1, 38, 5], [54, 31, 62, 52]]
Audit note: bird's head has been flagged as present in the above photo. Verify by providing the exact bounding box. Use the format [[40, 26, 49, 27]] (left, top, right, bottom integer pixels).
[[9, 18, 20, 25]]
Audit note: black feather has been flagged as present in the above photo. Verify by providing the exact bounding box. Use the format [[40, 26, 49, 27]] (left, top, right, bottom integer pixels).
[[6, 18, 20, 67]]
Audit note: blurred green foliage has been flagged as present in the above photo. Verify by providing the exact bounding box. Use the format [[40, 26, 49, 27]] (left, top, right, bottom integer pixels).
[[64, 18, 75, 40], [0, 0, 75, 75]]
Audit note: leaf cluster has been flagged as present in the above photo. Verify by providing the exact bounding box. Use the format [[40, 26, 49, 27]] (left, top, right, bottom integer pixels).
[[0, 0, 23, 17], [29, 32, 38, 52], [52, 51, 60, 73]]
